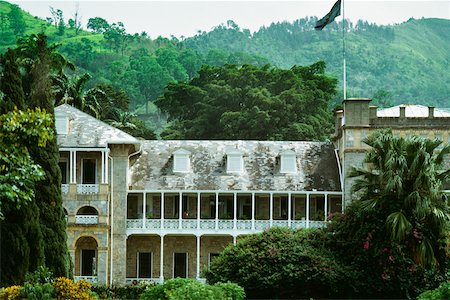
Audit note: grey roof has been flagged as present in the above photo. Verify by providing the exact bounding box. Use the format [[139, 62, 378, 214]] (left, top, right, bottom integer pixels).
[[377, 105, 450, 117], [129, 140, 341, 192], [55, 104, 139, 149]]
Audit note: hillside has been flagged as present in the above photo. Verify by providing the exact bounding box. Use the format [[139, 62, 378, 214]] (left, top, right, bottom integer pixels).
[[1, 0, 449, 112]]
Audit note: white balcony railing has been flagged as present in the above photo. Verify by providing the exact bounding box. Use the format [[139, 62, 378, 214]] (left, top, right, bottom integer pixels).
[[61, 184, 69, 194], [74, 276, 97, 284], [77, 184, 99, 194], [75, 215, 99, 225], [126, 278, 163, 285], [126, 218, 326, 231]]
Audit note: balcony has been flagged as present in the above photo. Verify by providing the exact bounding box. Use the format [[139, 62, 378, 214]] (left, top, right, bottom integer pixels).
[[74, 276, 97, 284], [125, 278, 162, 285], [77, 184, 99, 194], [125, 191, 343, 234], [75, 215, 99, 225]]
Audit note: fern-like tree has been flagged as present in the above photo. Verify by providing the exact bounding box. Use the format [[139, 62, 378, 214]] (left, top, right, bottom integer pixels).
[[329, 129, 450, 298], [349, 129, 450, 267]]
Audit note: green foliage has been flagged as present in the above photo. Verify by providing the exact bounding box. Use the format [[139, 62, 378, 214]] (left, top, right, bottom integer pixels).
[[139, 278, 245, 300], [7, 4, 26, 36], [21, 282, 54, 300], [205, 227, 351, 299], [0, 49, 25, 113], [92, 283, 150, 299], [417, 281, 450, 300], [325, 129, 450, 298], [25, 266, 55, 285], [157, 62, 336, 140]]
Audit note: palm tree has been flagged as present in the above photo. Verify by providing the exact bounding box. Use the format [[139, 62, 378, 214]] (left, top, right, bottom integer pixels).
[[349, 129, 450, 267], [106, 108, 137, 131]]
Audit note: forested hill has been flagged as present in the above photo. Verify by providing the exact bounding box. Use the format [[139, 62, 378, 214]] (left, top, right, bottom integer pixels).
[[183, 18, 450, 107], [1, 0, 449, 110]]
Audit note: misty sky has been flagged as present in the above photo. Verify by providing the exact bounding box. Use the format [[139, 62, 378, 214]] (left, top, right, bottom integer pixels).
[[9, 0, 450, 38]]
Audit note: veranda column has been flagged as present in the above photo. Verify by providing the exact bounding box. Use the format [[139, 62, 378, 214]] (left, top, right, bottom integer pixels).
[[105, 149, 109, 184], [233, 235, 236, 245], [179, 192, 183, 229], [233, 192, 237, 230], [269, 193, 273, 228], [287, 193, 292, 228], [161, 192, 165, 229], [251, 193, 255, 230], [101, 150, 105, 184], [197, 192, 200, 230], [324, 194, 328, 222], [69, 150, 74, 183], [160, 235, 164, 282], [215, 192, 219, 230], [306, 193, 310, 229], [196, 235, 200, 279], [143, 192, 147, 229]]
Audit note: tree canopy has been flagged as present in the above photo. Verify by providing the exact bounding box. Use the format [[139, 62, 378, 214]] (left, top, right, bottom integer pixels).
[[156, 61, 337, 140]]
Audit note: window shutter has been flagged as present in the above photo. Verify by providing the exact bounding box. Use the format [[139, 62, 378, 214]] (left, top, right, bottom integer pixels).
[[55, 116, 68, 134], [227, 155, 243, 173], [174, 155, 189, 172], [281, 155, 297, 173]]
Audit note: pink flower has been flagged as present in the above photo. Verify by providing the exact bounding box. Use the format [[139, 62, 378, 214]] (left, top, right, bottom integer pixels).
[[381, 271, 390, 280], [363, 241, 369, 250]]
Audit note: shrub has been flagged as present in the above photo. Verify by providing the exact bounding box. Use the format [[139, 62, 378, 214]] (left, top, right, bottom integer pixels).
[[92, 282, 151, 299], [140, 278, 245, 300], [21, 282, 54, 300], [53, 277, 95, 300], [205, 227, 352, 299], [24, 266, 55, 285], [417, 281, 450, 300], [0, 285, 22, 300]]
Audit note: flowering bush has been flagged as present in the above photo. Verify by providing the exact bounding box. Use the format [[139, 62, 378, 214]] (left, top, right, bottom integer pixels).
[[53, 277, 96, 300], [0, 285, 22, 300]]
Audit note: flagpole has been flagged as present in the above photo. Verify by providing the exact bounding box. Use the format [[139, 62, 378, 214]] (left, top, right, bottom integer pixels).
[[342, 0, 347, 99]]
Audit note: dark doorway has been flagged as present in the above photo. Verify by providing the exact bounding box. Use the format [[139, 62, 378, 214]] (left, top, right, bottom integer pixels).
[[82, 159, 96, 184], [138, 252, 152, 278], [81, 249, 96, 276], [173, 253, 187, 278], [59, 161, 68, 184]]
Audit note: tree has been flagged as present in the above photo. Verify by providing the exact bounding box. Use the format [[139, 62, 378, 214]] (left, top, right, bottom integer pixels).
[[86, 17, 110, 33], [327, 129, 450, 298], [205, 228, 351, 299], [49, 7, 65, 35], [349, 129, 450, 267], [7, 4, 26, 36], [16, 33, 70, 278], [156, 61, 337, 140], [0, 108, 53, 286], [103, 22, 133, 55], [0, 49, 25, 113]]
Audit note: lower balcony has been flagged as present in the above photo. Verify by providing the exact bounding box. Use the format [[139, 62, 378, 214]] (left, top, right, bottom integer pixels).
[[74, 276, 97, 284], [75, 215, 99, 225]]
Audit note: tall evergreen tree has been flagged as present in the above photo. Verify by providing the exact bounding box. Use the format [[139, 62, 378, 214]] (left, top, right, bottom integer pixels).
[[0, 49, 25, 113], [0, 47, 45, 287], [22, 33, 69, 277]]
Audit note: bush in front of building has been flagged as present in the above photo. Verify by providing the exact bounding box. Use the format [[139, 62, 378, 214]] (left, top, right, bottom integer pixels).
[[0, 285, 22, 300], [204, 227, 352, 299], [139, 278, 245, 300], [53, 277, 96, 300], [417, 281, 450, 300], [92, 282, 151, 299]]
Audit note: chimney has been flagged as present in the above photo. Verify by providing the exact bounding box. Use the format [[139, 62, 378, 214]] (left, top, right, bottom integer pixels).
[[400, 106, 406, 119], [369, 106, 378, 120], [428, 106, 435, 118]]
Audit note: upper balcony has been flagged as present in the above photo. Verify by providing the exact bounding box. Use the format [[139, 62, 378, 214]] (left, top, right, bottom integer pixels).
[[126, 190, 343, 235], [59, 148, 109, 198]]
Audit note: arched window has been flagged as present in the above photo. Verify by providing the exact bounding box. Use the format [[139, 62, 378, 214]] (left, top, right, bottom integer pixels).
[[76, 206, 99, 225]]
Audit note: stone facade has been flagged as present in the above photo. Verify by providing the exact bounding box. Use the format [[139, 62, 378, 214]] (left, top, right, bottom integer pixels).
[[57, 100, 449, 286]]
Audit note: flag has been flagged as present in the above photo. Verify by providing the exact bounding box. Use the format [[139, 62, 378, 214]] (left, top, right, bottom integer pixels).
[[314, 0, 341, 30]]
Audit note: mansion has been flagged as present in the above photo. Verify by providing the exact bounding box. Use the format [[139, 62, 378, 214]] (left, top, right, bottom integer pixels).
[[55, 98, 450, 285]]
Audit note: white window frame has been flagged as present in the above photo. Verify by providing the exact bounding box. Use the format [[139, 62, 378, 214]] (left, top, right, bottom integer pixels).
[[137, 251, 152, 279], [173, 149, 191, 173], [226, 149, 244, 174], [173, 252, 188, 278], [280, 150, 297, 174], [55, 113, 69, 134]]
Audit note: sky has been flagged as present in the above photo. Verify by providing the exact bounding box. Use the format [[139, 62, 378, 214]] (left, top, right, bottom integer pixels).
[[9, 0, 450, 38]]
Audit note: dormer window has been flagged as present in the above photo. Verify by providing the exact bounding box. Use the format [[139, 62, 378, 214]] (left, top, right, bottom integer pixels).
[[55, 112, 69, 134], [173, 149, 191, 173], [280, 150, 297, 174], [226, 149, 244, 174]]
